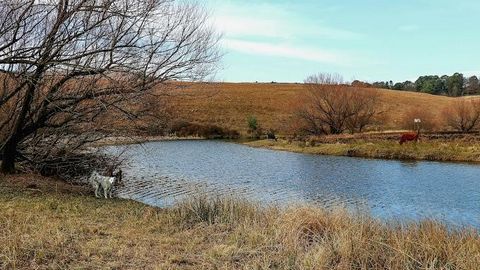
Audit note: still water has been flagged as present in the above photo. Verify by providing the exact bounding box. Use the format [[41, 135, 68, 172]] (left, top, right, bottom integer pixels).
[[105, 140, 480, 227]]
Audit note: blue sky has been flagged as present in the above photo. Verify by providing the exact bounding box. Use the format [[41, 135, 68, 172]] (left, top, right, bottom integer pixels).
[[206, 0, 480, 83]]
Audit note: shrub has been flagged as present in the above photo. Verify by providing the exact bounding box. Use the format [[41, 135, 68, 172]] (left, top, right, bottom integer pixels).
[[12, 132, 124, 181], [399, 108, 439, 131], [247, 115, 258, 132], [169, 121, 240, 139], [247, 115, 263, 139], [297, 73, 379, 135], [266, 129, 277, 140], [442, 99, 480, 132]]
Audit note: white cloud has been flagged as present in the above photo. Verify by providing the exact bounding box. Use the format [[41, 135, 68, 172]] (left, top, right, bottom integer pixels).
[[210, 1, 363, 41], [214, 15, 289, 39], [207, 1, 368, 72], [223, 39, 352, 66]]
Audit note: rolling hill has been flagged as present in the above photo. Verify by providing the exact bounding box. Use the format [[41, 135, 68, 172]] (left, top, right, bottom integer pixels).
[[155, 82, 467, 135]]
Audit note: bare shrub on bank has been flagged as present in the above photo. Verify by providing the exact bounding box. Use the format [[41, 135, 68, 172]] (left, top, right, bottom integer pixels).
[[0, 0, 221, 174], [443, 99, 480, 132], [17, 129, 126, 182], [297, 74, 379, 135], [345, 89, 379, 133], [399, 108, 439, 132]]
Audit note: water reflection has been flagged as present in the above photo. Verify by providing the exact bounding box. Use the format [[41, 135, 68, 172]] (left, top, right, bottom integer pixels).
[[104, 140, 480, 227], [399, 160, 420, 168]]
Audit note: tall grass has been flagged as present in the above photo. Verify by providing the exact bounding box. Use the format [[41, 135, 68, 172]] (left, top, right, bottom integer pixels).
[[167, 197, 480, 269], [170, 195, 266, 226], [1, 178, 479, 269]]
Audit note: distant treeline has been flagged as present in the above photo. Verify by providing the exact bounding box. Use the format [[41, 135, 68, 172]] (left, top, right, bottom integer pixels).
[[353, 73, 479, 96]]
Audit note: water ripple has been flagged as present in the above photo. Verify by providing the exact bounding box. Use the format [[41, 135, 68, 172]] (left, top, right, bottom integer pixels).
[[104, 140, 480, 228]]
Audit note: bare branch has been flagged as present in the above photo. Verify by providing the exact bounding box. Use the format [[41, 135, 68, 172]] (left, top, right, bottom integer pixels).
[[0, 0, 221, 174], [297, 73, 379, 135]]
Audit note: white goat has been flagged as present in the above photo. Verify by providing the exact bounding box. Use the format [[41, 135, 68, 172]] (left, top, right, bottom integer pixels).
[[89, 171, 116, 198]]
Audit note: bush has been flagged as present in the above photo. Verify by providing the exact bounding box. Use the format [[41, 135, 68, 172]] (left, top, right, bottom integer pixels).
[[247, 116, 258, 132], [399, 108, 439, 131], [19, 149, 122, 183], [14, 133, 123, 182], [169, 121, 240, 139], [266, 128, 277, 140], [297, 74, 379, 135], [31, 152, 118, 182], [247, 115, 263, 139], [442, 99, 480, 132]]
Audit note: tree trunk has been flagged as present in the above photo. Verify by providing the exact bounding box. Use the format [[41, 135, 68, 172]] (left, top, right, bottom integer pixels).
[[1, 88, 36, 174], [0, 75, 39, 174], [1, 137, 17, 174]]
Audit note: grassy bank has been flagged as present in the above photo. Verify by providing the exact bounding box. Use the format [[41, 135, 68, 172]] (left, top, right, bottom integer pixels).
[[244, 139, 480, 163], [1, 175, 480, 269]]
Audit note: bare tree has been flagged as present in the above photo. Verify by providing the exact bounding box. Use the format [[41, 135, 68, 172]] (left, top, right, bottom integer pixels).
[[297, 74, 379, 135], [0, 0, 220, 173], [442, 99, 480, 132], [345, 89, 379, 133]]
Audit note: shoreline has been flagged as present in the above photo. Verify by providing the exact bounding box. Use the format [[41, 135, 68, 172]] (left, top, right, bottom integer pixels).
[[242, 139, 480, 164], [92, 135, 205, 146], [93, 135, 480, 164]]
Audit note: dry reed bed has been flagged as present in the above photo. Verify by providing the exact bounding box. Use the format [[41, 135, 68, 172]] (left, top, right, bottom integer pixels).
[[1, 175, 479, 269]]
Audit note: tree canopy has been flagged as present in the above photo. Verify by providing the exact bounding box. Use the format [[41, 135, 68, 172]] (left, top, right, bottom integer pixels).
[[370, 73, 478, 96]]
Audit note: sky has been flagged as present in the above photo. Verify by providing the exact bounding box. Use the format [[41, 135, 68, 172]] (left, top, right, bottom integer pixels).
[[206, 0, 480, 83]]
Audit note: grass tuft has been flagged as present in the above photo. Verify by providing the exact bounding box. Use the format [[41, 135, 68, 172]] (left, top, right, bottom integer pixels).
[[170, 195, 266, 227]]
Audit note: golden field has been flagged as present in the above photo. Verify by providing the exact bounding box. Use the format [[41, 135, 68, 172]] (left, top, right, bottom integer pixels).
[[153, 83, 472, 134], [1, 175, 480, 269]]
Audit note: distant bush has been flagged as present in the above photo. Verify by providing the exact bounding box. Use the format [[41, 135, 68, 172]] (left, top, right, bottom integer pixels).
[[247, 116, 258, 132], [442, 99, 480, 132], [170, 121, 240, 139], [399, 108, 439, 131], [297, 73, 379, 135], [266, 128, 277, 140], [247, 115, 263, 139]]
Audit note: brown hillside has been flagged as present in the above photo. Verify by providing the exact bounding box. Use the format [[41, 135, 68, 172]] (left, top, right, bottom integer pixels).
[[154, 83, 470, 135]]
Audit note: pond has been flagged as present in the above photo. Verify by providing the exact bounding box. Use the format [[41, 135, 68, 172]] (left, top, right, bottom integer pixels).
[[105, 140, 480, 227]]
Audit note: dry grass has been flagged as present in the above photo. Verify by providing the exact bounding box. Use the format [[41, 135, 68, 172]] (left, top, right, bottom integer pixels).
[[245, 139, 480, 163], [8, 82, 478, 137], [1, 175, 480, 269], [142, 83, 479, 134]]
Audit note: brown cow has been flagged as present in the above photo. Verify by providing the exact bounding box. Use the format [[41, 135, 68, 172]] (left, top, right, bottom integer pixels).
[[399, 129, 420, 145]]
